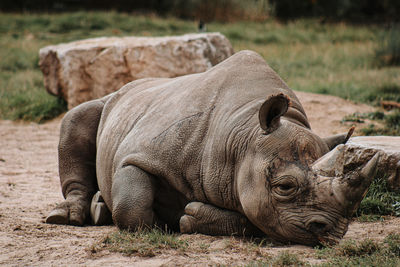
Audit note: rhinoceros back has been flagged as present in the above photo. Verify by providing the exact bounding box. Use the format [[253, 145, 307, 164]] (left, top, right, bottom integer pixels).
[[96, 50, 308, 210]]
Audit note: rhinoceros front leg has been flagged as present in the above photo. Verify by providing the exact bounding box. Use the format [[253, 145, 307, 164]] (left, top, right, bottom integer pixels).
[[180, 202, 264, 237], [111, 165, 156, 230], [46, 99, 106, 226]]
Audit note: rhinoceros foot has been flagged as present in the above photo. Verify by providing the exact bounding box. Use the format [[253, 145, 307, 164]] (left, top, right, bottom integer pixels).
[[90, 191, 113, 225], [46, 195, 89, 226], [180, 202, 263, 237], [46, 208, 69, 225]]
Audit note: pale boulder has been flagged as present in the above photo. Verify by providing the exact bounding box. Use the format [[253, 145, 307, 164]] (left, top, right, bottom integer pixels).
[[39, 33, 234, 108], [315, 136, 400, 190]]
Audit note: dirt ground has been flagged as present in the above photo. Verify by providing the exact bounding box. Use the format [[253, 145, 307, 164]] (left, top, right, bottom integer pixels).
[[1, 91, 399, 266]]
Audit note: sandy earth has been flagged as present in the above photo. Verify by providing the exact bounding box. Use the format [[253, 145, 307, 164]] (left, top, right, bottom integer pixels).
[[1, 91, 399, 266]]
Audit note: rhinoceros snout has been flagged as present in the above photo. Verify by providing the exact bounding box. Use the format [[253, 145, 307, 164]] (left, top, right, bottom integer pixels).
[[306, 215, 349, 246], [312, 148, 382, 217], [296, 149, 383, 246], [306, 219, 331, 236]]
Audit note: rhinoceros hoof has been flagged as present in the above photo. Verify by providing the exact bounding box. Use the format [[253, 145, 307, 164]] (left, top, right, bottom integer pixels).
[[46, 201, 86, 226], [46, 208, 69, 225], [179, 215, 196, 233], [184, 202, 204, 215], [90, 191, 112, 226], [179, 202, 205, 233]]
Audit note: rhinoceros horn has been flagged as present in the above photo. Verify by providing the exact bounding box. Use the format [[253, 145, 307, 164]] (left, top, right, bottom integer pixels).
[[323, 126, 355, 150], [313, 150, 381, 217]]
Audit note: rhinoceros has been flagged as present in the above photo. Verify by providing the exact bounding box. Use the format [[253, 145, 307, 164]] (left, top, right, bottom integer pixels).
[[46, 50, 380, 246]]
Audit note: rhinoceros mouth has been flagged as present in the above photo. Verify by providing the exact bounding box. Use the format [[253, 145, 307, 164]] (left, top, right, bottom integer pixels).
[[308, 216, 349, 245], [275, 212, 349, 246]]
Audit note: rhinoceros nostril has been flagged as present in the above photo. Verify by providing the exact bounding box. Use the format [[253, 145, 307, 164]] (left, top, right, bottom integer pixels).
[[307, 220, 330, 235]]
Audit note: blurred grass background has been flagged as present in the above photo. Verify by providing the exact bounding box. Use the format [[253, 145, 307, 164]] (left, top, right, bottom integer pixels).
[[0, 11, 399, 122]]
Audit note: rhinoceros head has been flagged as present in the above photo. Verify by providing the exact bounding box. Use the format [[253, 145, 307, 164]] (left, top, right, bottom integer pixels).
[[237, 94, 379, 246]]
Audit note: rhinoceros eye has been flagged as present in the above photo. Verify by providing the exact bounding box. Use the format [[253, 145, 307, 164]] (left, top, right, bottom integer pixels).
[[273, 176, 298, 197]]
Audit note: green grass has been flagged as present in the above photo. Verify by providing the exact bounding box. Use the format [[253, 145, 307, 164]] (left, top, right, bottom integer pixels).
[[92, 227, 188, 257], [247, 251, 306, 266], [0, 70, 67, 122], [314, 235, 400, 267], [360, 110, 400, 136], [272, 251, 306, 266], [356, 174, 400, 219], [375, 25, 400, 66], [342, 110, 400, 136], [367, 83, 400, 103], [0, 12, 399, 122], [247, 235, 400, 266]]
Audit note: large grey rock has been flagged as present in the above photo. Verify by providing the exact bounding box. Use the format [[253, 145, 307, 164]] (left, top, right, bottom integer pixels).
[[39, 33, 234, 108], [314, 136, 400, 190]]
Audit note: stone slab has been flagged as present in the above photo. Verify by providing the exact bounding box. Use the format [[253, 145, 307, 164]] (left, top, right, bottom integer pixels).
[[39, 33, 234, 108]]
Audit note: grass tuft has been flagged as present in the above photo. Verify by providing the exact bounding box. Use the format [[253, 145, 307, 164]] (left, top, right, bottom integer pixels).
[[356, 214, 384, 222], [360, 110, 400, 136], [384, 233, 400, 256], [356, 175, 400, 217], [315, 235, 400, 267], [245, 251, 304, 267], [367, 83, 400, 103], [343, 111, 400, 136], [97, 227, 188, 257], [272, 251, 305, 266], [335, 239, 381, 257]]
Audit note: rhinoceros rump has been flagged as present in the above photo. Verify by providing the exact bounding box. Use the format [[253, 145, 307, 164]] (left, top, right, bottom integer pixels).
[[46, 50, 379, 246]]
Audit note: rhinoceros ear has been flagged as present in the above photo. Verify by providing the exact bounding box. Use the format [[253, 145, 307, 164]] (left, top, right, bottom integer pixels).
[[259, 93, 290, 134], [323, 126, 355, 150]]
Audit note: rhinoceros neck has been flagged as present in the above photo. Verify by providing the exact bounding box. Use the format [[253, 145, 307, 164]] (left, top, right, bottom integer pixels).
[[199, 101, 264, 212]]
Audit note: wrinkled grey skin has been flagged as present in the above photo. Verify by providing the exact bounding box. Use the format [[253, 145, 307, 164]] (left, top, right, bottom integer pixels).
[[47, 50, 378, 246]]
